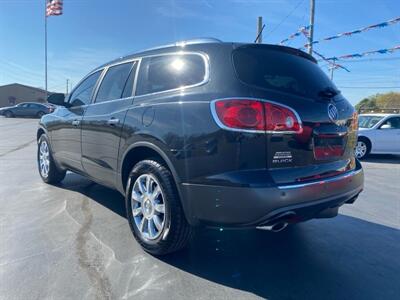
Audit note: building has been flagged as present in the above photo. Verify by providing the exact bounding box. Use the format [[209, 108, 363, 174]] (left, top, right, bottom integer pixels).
[[0, 83, 51, 108]]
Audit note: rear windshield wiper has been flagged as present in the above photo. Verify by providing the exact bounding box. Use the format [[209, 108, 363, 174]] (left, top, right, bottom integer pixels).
[[318, 87, 340, 98]]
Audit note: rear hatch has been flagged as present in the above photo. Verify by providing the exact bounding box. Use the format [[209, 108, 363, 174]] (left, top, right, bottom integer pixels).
[[232, 45, 358, 185]]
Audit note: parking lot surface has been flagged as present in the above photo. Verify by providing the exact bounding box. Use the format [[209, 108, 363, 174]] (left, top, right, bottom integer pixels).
[[0, 117, 399, 300]]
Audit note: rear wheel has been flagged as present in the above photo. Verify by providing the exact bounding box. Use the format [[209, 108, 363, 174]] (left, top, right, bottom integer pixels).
[[355, 138, 370, 159], [4, 111, 13, 118], [37, 134, 66, 184], [125, 159, 193, 255]]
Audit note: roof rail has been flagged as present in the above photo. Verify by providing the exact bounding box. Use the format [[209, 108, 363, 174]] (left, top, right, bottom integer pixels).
[[144, 38, 223, 52]]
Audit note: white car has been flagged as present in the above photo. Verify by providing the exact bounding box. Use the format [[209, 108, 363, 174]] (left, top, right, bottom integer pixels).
[[356, 113, 400, 159]]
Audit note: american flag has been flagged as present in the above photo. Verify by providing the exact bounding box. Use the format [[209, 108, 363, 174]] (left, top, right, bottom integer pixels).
[[46, 0, 63, 17]]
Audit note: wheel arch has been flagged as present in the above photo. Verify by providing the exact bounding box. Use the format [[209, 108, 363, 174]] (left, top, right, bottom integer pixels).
[[120, 142, 181, 193], [37, 127, 47, 141], [358, 135, 372, 149], [358, 135, 372, 156]]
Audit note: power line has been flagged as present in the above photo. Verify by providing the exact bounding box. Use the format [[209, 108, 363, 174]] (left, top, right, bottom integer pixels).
[[268, 0, 306, 36]]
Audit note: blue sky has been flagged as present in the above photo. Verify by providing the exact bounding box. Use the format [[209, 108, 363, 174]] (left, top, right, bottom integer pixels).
[[0, 0, 399, 105]]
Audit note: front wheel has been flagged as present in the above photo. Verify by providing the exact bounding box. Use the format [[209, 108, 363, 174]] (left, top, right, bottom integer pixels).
[[4, 111, 13, 118], [37, 134, 66, 184], [37, 111, 45, 118], [125, 159, 193, 255], [355, 138, 370, 159]]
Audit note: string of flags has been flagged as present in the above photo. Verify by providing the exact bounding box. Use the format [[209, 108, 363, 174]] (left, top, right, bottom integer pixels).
[[279, 25, 311, 45], [312, 50, 350, 72], [303, 17, 400, 49], [325, 45, 400, 61]]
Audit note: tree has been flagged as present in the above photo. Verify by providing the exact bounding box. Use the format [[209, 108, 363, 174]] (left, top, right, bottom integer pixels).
[[355, 92, 400, 111]]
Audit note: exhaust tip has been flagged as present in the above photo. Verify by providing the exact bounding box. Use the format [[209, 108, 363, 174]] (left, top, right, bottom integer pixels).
[[271, 222, 288, 232], [256, 222, 288, 232]]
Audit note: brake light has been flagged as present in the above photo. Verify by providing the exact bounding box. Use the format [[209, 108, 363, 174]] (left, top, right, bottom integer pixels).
[[212, 99, 302, 133]]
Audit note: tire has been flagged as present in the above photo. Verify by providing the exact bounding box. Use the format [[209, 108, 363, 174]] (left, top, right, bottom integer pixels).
[[355, 137, 371, 159], [37, 111, 45, 118], [37, 134, 66, 184], [4, 110, 13, 118], [125, 159, 193, 255]]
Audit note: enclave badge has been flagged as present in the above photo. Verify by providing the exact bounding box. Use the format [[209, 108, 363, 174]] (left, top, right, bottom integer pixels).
[[327, 103, 339, 123]]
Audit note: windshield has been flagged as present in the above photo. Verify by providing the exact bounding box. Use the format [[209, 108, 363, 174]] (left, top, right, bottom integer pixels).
[[233, 46, 338, 99], [358, 115, 384, 128]]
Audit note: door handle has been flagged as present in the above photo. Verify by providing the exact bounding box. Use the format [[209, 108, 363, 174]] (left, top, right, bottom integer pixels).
[[107, 118, 120, 126], [72, 119, 80, 127]]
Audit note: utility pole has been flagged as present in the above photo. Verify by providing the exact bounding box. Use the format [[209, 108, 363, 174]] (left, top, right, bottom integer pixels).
[[44, 0, 48, 101], [330, 59, 336, 80], [308, 0, 315, 55], [66, 79, 69, 95], [256, 16, 263, 44]]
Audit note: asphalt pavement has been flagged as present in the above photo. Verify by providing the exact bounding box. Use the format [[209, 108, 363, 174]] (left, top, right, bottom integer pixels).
[[0, 117, 399, 300]]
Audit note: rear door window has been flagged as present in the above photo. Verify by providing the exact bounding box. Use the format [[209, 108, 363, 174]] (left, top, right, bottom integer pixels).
[[95, 62, 134, 103], [233, 46, 338, 99], [136, 54, 206, 95]]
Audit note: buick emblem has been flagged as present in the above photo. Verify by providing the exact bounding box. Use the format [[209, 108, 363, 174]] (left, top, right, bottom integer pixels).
[[327, 103, 339, 123]]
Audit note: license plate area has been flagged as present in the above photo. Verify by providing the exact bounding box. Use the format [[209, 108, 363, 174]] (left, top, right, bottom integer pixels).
[[313, 136, 345, 160]]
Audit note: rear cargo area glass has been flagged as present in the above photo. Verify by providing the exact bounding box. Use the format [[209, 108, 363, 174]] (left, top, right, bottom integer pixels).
[[233, 46, 337, 99]]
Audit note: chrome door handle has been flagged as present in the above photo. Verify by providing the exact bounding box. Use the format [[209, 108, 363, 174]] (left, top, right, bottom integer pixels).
[[72, 119, 80, 126], [107, 118, 120, 126]]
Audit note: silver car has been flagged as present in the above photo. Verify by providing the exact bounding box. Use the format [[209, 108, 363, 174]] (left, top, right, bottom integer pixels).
[[356, 113, 400, 159]]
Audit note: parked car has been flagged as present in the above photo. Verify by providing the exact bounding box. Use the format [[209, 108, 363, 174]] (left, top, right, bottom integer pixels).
[[0, 102, 55, 118], [356, 113, 400, 159], [37, 39, 364, 255]]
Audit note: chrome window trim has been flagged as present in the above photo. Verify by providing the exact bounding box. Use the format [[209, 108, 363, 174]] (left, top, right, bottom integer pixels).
[[70, 51, 209, 106], [210, 97, 303, 134], [133, 51, 210, 98]]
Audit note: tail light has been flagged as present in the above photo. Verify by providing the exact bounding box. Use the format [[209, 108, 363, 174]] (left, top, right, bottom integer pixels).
[[212, 99, 302, 133]]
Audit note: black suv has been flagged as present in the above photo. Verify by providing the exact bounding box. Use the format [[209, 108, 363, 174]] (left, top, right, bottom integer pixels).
[[38, 39, 364, 255]]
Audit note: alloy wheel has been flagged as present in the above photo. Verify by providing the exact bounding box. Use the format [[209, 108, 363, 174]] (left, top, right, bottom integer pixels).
[[39, 140, 50, 178], [131, 174, 166, 240], [355, 141, 367, 159]]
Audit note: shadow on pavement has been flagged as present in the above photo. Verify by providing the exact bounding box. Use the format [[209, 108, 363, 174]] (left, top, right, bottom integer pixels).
[[164, 217, 400, 299], [59, 172, 127, 218], [58, 173, 400, 300]]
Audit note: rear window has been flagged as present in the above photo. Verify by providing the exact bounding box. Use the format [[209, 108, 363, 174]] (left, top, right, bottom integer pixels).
[[233, 46, 337, 99], [136, 54, 206, 95]]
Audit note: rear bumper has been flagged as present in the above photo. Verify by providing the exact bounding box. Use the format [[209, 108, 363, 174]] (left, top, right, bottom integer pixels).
[[180, 161, 364, 227]]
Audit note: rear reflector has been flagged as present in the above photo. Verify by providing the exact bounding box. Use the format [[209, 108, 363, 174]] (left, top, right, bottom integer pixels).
[[212, 99, 302, 133], [314, 145, 344, 160]]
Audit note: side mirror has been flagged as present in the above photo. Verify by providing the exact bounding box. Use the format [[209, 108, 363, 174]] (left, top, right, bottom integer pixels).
[[380, 124, 392, 129], [47, 93, 66, 106]]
